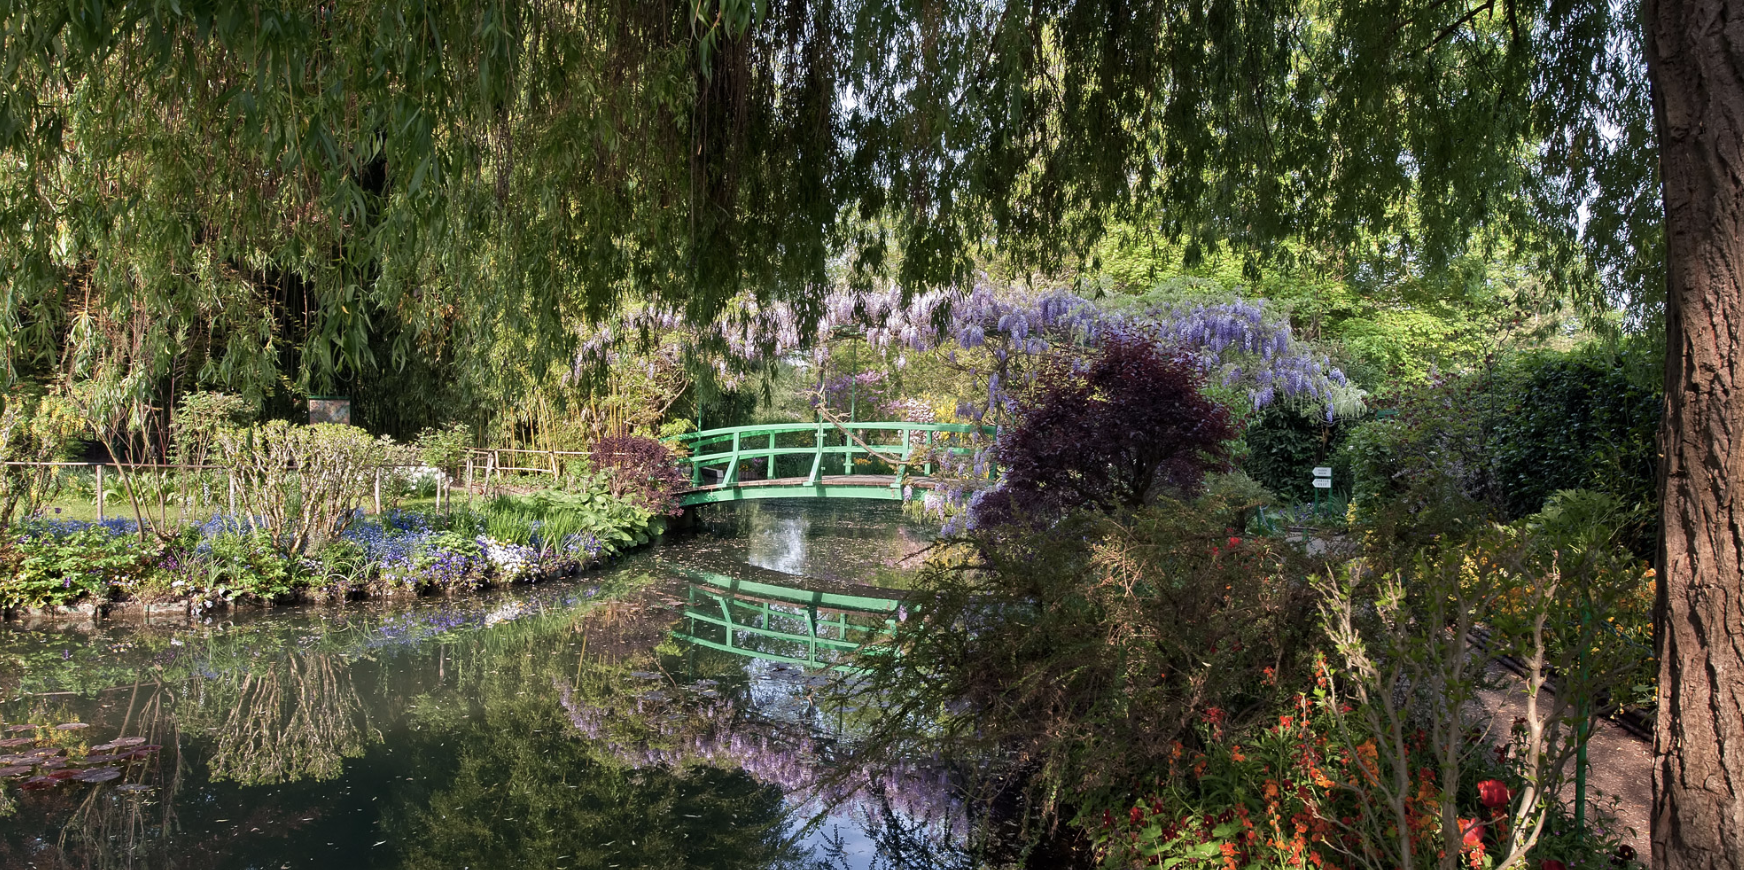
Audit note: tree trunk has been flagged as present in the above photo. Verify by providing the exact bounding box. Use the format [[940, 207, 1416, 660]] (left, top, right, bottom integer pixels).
[[1645, 0, 1744, 866]]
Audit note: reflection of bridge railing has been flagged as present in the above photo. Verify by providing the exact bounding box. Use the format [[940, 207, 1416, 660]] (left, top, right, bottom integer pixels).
[[672, 568, 905, 672], [667, 422, 993, 506]]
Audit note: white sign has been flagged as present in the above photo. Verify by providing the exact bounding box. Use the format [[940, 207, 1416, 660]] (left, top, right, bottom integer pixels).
[[1312, 479, 1333, 489], [1312, 467, 1333, 477]]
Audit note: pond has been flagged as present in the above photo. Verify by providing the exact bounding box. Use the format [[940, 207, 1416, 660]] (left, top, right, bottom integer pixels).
[[0, 500, 1002, 870]]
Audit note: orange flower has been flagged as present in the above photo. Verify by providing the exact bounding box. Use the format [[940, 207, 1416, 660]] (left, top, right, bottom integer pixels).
[[1231, 745, 1247, 762]]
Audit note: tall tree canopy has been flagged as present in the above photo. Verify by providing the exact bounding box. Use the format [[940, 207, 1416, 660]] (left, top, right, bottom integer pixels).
[[0, 0, 1652, 398], [4, 1, 1736, 866]]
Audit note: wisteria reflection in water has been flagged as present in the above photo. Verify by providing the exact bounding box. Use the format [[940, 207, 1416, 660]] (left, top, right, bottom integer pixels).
[[555, 671, 969, 845]]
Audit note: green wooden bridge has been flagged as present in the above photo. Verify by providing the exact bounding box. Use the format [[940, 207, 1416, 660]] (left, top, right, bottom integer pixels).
[[667, 421, 993, 507], [672, 567, 906, 672]]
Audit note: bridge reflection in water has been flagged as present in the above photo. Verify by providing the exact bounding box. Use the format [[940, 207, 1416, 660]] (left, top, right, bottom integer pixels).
[[672, 567, 904, 672]]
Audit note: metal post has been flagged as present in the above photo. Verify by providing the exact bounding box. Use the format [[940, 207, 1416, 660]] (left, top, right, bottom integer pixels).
[[1575, 603, 1593, 829], [95, 464, 104, 522]]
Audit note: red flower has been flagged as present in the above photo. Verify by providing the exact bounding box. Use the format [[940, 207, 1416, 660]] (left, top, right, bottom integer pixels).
[[1459, 818, 1484, 848], [1540, 861, 1568, 870], [1477, 779, 1511, 809], [1228, 536, 1242, 546], [1130, 806, 1144, 826]]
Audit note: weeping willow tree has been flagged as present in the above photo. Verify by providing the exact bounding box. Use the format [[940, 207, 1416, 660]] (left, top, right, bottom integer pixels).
[[3, 1, 1736, 866]]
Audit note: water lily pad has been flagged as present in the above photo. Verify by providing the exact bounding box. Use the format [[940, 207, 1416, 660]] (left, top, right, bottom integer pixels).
[[80, 754, 124, 764], [4, 725, 37, 733], [53, 723, 89, 731], [0, 755, 28, 766], [106, 737, 147, 748], [124, 749, 157, 761], [0, 765, 31, 777], [113, 783, 152, 793], [0, 737, 37, 749], [18, 776, 58, 790], [47, 768, 85, 780], [39, 758, 66, 770], [74, 767, 121, 783], [24, 747, 63, 759]]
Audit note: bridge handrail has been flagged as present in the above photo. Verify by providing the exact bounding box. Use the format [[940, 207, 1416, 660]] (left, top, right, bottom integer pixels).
[[668, 420, 995, 491], [669, 421, 992, 447]]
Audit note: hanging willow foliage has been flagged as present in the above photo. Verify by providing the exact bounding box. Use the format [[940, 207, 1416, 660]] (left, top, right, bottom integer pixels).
[[0, 0, 1654, 404]]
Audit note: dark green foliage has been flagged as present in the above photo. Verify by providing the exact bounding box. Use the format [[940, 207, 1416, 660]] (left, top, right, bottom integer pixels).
[[1343, 345, 1662, 557], [1240, 406, 1353, 503], [1488, 351, 1661, 527]]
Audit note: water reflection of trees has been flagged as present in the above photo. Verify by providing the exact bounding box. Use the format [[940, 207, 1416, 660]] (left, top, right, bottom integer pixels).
[[1, 680, 185, 870], [184, 650, 378, 786], [384, 599, 816, 870]]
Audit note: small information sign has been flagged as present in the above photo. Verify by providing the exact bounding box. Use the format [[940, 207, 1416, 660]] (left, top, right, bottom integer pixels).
[[1312, 467, 1332, 477], [1312, 478, 1333, 489]]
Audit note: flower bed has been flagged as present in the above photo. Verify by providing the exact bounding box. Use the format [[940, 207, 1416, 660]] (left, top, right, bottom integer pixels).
[[1, 492, 664, 619]]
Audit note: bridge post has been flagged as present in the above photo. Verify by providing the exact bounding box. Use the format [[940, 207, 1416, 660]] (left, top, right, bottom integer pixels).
[[724, 432, 742, 484], [925, 429, 935, 476], [806, 425, 825, 484]]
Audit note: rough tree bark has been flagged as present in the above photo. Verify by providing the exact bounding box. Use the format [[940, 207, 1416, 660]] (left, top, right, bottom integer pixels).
[[1645, 0, 1744, 866]]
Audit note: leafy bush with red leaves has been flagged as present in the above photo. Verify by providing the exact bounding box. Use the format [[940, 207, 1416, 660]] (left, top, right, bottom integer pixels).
[[589, 436, 690, 517], [973, 335, 1238, 528]]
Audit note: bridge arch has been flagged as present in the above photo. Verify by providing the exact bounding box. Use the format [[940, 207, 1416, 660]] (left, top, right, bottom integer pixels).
[[667, 422, 993, 507]]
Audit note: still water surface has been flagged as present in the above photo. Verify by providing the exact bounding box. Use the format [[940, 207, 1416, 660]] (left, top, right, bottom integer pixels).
[[0, 501, 976, 869]]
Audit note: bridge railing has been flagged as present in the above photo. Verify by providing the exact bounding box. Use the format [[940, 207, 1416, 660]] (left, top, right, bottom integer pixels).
[[667, 422, 993, 489], [673, 568, 903, 671]]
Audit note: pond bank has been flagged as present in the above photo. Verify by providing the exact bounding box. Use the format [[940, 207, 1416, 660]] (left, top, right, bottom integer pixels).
[[3, 490, 681, 623]]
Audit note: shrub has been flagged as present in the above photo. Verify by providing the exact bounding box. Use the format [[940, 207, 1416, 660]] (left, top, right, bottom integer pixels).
[[1343, 346, 1661, 557], [216, 421, 409, 554], [588, 435, 689, 517], [974, 336, 1238, 527], [414, 423, 471, 480], [1085, 688, 1644, 870], [859, 491, 1327, 813]]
